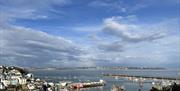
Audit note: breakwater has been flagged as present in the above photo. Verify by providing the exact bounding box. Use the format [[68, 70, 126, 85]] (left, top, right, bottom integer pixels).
[[102, 74, 180, 81]]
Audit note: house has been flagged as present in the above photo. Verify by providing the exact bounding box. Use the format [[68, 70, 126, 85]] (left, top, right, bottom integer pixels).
[[4, 69, 27, 86], [18, 77, 27, 85], [0, 66, 4, 74], [8, 69, 22, 79]]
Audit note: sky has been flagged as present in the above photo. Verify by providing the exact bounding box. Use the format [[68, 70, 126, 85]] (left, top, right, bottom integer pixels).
[[0, 0, 180, 68]]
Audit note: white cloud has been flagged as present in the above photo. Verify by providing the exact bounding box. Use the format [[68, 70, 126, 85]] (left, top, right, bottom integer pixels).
[[88, 0, 127, 13], [89, 0, 179, 13], [0, 25, 87, 67], [0, 0, 98, 67], [102, 16, 166, 43], [0, 0, 71, 22], [83, 16, 179, 67], [98, 41, 124, 52], [0, 18, 179, 67]]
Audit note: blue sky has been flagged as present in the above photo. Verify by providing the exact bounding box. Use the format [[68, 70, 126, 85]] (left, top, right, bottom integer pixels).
[[0, 0, 180, 68]]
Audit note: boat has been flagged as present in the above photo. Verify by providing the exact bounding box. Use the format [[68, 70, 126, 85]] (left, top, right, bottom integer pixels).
[[111, 85, 126, 91]]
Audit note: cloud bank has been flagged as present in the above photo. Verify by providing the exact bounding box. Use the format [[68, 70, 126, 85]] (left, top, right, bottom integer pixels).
[[0, 25, 86, 67], [0, 0, 179, 68]]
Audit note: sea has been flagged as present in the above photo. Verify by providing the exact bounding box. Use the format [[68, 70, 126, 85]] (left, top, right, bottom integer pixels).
[[30, 69, 180, 91]]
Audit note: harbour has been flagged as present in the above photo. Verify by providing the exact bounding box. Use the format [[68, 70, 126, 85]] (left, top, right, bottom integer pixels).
[[0, 0, 179, 90], [0, 66, 180, 91]]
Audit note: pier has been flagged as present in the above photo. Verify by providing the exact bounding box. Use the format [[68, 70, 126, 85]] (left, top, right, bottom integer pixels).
[[70, 80, 106, 89]]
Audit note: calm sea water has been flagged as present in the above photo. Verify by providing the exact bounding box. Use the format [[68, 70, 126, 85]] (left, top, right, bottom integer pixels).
[[30, 69, 179, 91]]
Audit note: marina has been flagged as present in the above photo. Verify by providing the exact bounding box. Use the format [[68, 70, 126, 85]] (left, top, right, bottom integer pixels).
[[102, 74, 180, 81]]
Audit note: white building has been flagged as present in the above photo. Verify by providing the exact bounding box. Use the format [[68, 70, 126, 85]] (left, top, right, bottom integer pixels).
[[0, 82, 6, 90], [1, 79, 10, 87]]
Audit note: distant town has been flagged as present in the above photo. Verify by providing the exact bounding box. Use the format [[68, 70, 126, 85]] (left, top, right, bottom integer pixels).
[[27, 66, 166, 71]]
